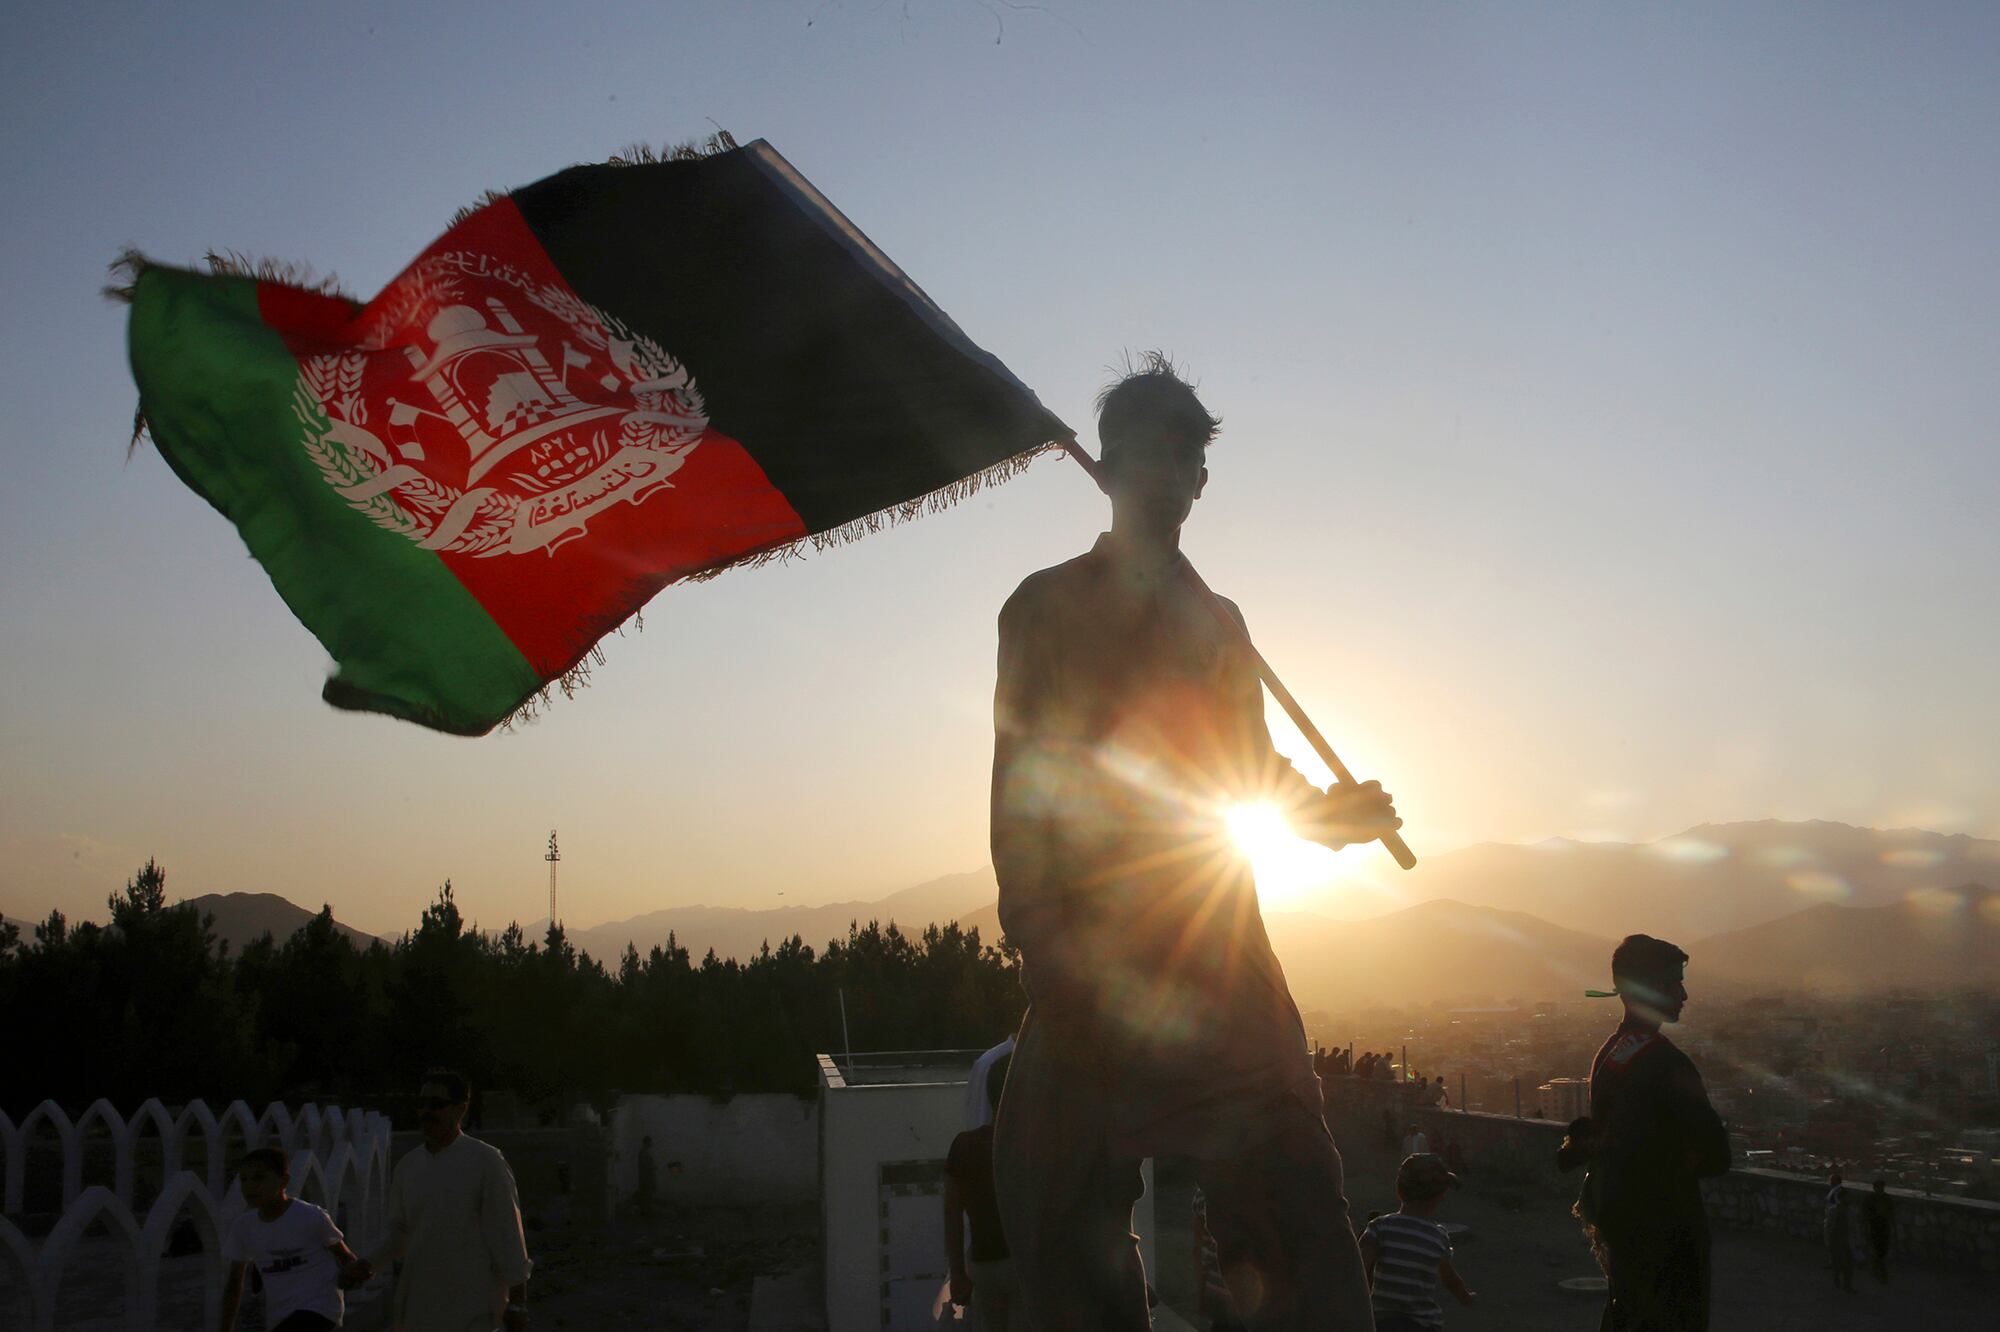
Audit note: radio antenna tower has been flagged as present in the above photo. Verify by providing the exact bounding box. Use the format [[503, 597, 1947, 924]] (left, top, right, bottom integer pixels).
[[545, 829, 560, 925]]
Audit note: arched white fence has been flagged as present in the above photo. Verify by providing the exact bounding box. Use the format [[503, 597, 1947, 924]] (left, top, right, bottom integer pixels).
[[0, 1099, 392, 1332]]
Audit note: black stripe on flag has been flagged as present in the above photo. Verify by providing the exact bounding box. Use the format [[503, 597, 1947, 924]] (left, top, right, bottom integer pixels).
[[511, 141, 1070, 535]]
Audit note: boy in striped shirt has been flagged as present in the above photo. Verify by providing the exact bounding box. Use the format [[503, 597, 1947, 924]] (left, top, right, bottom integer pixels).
[[1360, 1154, 1477, 1332]]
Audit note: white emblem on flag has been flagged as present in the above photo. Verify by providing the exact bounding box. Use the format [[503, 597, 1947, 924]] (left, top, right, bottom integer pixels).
[[293, 252, 708, 557]]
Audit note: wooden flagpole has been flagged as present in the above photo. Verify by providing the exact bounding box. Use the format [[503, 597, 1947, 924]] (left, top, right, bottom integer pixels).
[[1060, 440, 1417, 871]]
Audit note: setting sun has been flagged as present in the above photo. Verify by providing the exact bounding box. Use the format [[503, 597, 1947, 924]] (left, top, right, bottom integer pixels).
[[1227, 801, 1345, 912], [1226, 802, 1292, 860]]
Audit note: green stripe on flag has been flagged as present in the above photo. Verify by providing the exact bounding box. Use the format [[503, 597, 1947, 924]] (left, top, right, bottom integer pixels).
[[128, 267, 541, 734]]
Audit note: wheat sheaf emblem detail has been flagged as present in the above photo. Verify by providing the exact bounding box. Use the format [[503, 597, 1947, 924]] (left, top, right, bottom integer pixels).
[[294, 252, 708, 558]]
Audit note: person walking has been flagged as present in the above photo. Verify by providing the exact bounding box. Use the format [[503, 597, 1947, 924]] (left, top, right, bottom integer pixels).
[[345, 1070, 533, 1332], [1359, 1154, 1476, 1332], [219, 1148, 362, 1332]]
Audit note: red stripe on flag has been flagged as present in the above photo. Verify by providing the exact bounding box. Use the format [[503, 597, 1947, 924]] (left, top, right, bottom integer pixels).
[[441, 422, 806, 676]]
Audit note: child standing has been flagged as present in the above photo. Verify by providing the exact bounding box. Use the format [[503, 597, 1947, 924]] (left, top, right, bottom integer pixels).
[[1359, 1154, 1477, 1332], [220, 1148, 360, 1332]]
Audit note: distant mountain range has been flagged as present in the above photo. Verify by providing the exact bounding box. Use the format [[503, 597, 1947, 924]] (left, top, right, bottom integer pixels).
[[945, 824, 2000, 1002], [1694, 882, 1996, 994], [1268, 898, 1613, 1011], [540, 867, 999, 965], [180, 893, 382, 954], [2, 894, 381, 955], [1377, 820, 2000, 942], [12, 821, 1991, 999]]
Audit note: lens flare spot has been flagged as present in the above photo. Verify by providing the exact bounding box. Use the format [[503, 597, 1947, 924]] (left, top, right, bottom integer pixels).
[[1907, 887, 1965, 917], [1880, 847, 1945, 868], [1758, 845, 1811, 868], [1650, 837, 1728, 864], [1785, 870, 1849, 901]]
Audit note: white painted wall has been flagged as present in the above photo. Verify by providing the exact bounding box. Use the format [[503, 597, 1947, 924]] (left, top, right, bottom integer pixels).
[[821, 1067, 964, 1332], [818, 1057, 1157, 1332], [610, 1094, 818, 1206], [0, 1099, 392, 1332]]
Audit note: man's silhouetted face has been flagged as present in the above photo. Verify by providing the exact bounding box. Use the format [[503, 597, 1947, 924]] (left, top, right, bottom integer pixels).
[[1101, 428, 1208, 542], [1619, 967, 1688, 1026]]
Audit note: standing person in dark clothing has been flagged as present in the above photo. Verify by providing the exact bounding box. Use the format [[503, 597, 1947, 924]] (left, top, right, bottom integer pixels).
[[1824, 1187, 1856, 1292], [1565, 935, 1730, 1331], [989, 354, 1401, 1331], [1864, 1179, 1894, 1283], [947, 1054, 1015, 1329], [634, 1135, 658, 1219]]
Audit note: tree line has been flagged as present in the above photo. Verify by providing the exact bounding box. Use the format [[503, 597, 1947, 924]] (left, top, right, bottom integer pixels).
[[0, 860, 1025, 1118]]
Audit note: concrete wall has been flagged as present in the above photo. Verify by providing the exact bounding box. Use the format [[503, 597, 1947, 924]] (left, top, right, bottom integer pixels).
[[609, 1094, 818, 1207], [815, 1055, 1160, 1332], [0, 1099, 393, 1332], [819, 1062, 969, 1332], [1705, 1168, 2000, 1274], [388, 1124, 613, 1231], [1323, 1076, 2000, 1273]]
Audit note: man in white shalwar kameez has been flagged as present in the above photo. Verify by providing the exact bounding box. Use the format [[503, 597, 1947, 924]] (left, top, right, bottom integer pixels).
[[349, 1070, 533, 1332]]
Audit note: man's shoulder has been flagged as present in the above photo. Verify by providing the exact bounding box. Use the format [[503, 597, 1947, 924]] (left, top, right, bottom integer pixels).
[[457, 1132, 510, 1164], [1003, 553, 1100, 614]]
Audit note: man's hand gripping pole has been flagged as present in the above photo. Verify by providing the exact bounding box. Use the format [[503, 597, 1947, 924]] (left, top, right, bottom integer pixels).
[[1060, 439, 1418, 871]]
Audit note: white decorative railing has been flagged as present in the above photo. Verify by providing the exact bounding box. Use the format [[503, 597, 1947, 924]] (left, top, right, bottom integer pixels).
[[0, 1099, 392, 1332]]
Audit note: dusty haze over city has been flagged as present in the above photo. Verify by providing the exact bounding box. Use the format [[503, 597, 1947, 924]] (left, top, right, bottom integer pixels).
[[3, 4, 1997, 939]]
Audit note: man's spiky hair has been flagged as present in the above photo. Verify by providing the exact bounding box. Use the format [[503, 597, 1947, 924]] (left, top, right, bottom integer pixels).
[[1094, 349, 1222, 455]]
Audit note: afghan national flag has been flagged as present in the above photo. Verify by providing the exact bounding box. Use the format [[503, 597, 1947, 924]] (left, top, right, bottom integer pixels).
[[123, 137, 1068, 735]]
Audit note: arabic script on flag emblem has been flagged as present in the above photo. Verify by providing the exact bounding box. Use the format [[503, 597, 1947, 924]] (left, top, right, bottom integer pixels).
[[293, 251, 708, 557]]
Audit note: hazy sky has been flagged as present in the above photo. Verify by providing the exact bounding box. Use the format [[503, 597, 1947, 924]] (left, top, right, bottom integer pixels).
[[3, 2, 1996, 938]]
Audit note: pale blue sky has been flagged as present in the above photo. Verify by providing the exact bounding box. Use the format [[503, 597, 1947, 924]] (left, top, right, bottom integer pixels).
[[3, 2, 1995, 936]]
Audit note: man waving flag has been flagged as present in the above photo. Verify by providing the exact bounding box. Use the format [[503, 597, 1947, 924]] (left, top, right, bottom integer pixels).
[[122, 135, 1068, 735]]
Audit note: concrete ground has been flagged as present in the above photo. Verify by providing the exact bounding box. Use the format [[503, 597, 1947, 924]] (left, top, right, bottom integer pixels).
[[520, 1137, 1996, 1332], [1155, 1118, 1997, 1332], [526, 1202, 817, 1332], [41, 1176, 1966, 1331]]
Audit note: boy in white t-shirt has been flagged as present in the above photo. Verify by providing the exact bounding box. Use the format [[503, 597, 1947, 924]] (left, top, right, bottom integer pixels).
[[220, 1147, 361, 1332]]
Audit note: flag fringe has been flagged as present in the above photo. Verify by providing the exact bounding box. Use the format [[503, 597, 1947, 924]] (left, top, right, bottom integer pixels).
[[447, 190, 511, 230], [690, 437, 1067, 579], [443, 130, 739, 236], [606, 130, 740, 167], [496, 437, 1066, 732]]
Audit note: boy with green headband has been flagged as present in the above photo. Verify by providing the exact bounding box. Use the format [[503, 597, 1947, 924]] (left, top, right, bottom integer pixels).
[[1566, 934, 1730, 1331]]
